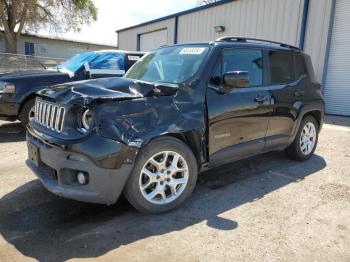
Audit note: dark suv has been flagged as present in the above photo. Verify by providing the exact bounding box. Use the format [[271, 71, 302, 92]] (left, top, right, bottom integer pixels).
[[26, 37, 324, 213], [0, 50, 143, 126]]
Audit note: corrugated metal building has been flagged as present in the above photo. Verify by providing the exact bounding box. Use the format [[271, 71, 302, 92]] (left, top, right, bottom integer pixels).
[[116, 0, 350, 116], [0, 33, 116, 59]]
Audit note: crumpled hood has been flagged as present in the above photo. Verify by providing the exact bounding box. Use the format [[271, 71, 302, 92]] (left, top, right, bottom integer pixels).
[[30, 75, 204, 153], [38, 77, 177, 105]]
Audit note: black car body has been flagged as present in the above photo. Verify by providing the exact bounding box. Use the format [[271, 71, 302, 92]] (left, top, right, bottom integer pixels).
[[26, 37, 325, 213], [0, 50, 144, 125]]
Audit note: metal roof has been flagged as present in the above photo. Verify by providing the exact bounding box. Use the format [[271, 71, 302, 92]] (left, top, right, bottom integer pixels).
[[116, 0, 236, 33], [0, 30, 117, 47]]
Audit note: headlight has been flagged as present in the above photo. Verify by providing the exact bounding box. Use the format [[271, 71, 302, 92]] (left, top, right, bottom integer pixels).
[[0, 82, 15, 94], [81, 109, 94, 131]]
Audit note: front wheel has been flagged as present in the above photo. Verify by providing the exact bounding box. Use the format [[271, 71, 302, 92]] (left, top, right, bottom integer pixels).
[[286, 115, 319, 161], [124, 136, 198, 213]]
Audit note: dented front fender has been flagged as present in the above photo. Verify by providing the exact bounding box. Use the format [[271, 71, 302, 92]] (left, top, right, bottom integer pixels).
[[94, 84, 207, 161]]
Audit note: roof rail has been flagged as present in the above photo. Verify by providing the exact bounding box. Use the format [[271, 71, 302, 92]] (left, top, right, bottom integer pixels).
[[215, 36, 300, 51]]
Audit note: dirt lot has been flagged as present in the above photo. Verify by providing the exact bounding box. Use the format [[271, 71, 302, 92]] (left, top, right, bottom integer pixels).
[[0, 116, 349, 262]]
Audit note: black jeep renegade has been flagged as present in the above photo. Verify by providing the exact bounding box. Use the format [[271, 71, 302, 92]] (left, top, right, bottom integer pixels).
[[26, 37, 325, 213]]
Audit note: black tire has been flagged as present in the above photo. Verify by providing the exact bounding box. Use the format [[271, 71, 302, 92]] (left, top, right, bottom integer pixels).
[[286, 115, 319, 161], [19, 98, 35, 127], [124, 136, 198, 214]]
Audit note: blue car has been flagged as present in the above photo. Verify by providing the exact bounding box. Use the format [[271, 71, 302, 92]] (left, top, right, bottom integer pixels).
[[0, 50, 144, 126]]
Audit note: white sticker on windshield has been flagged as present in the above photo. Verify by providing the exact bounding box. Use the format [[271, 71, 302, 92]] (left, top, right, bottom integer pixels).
[[179, 47, 205, 55], [128, 55, 140, 61]]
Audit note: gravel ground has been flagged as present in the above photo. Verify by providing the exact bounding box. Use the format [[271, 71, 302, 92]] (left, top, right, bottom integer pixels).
[[0, 116, 349, 262]]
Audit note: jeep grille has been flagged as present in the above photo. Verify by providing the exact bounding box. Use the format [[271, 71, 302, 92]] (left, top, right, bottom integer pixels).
[[34, 99, 65, 133]]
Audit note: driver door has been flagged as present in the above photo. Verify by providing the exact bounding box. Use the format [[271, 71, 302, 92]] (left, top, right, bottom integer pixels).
[[206, 48, 272, 166]]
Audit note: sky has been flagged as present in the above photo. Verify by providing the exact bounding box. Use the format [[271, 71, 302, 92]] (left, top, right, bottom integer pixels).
[[59, 0, 199, 46]]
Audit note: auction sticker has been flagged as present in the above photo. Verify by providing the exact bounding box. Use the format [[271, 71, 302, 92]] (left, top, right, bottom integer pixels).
[[128, 56, 141, 61], [179, 47, 206, 55]]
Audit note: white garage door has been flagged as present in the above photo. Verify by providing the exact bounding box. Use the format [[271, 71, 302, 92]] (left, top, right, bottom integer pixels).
[[140, 29, 167, 52], [324, 0, 350, 116]]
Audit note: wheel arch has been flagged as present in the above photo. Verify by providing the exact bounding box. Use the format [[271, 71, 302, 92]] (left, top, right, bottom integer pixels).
[[18, 93, 36, 120], [142, 131, 203, 169], [289, 101, 325, 144], [302, 110, 322, 129], [298, 105, 324, 134]]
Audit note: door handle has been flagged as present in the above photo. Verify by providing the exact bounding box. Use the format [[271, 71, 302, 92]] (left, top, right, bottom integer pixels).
[[255, 95, 271, 104]]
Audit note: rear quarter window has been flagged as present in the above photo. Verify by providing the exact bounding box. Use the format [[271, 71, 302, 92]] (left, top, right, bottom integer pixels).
[[303, 54, 316, 82], [268, 51, 294, 84]]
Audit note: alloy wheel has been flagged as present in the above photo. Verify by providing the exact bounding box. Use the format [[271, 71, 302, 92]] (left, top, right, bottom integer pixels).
[[300, 122, 317, 155], [139, 151, 189, 205]]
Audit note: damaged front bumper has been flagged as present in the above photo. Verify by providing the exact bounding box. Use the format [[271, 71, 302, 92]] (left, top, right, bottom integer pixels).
[[26, 125, 137, 205]]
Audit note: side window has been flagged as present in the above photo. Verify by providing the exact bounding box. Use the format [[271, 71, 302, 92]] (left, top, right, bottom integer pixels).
[[294, 52, 307, 79], [222, 49, 263, 87], [269, 51, 294, 84]]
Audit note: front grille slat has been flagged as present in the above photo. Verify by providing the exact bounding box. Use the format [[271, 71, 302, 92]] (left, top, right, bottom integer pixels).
[[39, 102, 43, 124], [35, 101, 39, 121], [59, 108, 66, 132], [50, 105, 57, 130], [34, 99, 65, 133], [38, 102, 42, 124], [42, 103, 47, 126], [46, 104, 52, 127], [55, 107, 62, 131]]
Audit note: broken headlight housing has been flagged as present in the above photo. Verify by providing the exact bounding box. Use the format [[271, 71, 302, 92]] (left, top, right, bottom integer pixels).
[[80, 109, 94, 132]]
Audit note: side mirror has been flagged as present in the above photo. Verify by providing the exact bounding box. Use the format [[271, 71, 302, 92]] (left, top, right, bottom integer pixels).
[[223, 71, 249, 88]]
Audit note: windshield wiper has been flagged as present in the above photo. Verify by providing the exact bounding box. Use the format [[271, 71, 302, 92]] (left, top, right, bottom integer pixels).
[[130, 80, 178, 96], [154, 82, 179, 95]]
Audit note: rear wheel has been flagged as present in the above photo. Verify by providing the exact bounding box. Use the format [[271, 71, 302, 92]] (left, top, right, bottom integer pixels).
[[286, 115, 319, 161], [19, 98, 35, 127], [124, 136, 198, 213]]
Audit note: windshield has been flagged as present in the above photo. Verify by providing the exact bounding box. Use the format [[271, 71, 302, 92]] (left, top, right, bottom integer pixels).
[[124, 45, 210, 84], [56, 52, 96, 73]]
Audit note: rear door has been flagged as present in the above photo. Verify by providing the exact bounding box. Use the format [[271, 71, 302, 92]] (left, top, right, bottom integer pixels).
[[206, 48, 272, 166], [264, 50, 307, 150]]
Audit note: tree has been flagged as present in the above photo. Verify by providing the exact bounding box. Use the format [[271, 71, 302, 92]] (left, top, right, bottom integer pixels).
[[197, 0, 219, 6], [0, 0, 97, 53]]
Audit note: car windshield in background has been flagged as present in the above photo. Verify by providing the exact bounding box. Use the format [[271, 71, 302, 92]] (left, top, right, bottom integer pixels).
[[55, 52, 125, 73], [124, 45, 210, 84], [56, 52, 96, 73]]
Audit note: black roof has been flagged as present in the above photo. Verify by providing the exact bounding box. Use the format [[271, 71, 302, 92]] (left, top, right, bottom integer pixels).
[[155, 37, 301, 52], [215, 37, 300, 50]]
